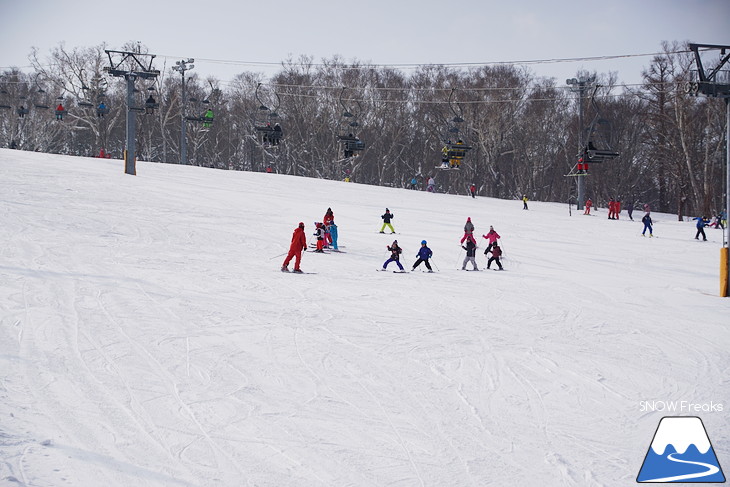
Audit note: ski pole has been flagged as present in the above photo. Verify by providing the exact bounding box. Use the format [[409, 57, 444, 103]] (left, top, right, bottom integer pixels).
[[269, 251, 288, 260], [431, 258, 440, 272], [455, 247, 465, 269]]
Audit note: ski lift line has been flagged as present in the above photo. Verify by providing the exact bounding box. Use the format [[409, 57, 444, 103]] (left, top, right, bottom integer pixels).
[[236, 80, 691, 98], [275, 90, 644, 106], [156, 49, 691, 72]]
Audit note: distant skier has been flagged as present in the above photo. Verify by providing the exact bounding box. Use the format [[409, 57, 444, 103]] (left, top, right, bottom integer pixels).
[[412, 240, 433, 272], [626, 199, 635, 220], [522, 194, 529, 210], [410, 177, 418, 190], [486, 244, 504, 270], [608, 198, 616, 219], [382, 240, 404, 271], [380, 208, 395, 234], [482, 226, 501, 254], [469, 184, 476, 198], [461, 238, 479, 271], [460, 217, 475, 244], [584, 198, 592, 215], [427, 176, 435, 193], [694, 216, 710, 241], [641, 213, 653, 237], [282, 222, 307, 273]]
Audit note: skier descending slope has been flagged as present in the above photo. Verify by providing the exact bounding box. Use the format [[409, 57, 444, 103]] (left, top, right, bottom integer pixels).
[[412, 240, 433, 272], [282, 222, 307, 273], [382, 240, 405, 272], [486, 243, 504, 270], [461, 238, 479, 271]]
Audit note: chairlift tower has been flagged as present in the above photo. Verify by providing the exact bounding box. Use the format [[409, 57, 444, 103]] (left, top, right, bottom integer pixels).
[[172, 59, 194, 165], [104, 50, 160, 175], [566, 77, 594, 211], [688, 43, 730, 296]]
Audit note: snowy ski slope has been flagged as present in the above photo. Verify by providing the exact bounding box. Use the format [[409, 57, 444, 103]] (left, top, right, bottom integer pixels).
[[0, 149, 727, 486]]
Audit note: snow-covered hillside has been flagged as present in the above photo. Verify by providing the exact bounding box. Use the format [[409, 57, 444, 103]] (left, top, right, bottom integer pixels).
[[0, 149, 727, 486]]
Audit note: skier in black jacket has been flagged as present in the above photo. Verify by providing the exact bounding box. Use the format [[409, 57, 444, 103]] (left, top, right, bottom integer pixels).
[[382, 240, 404, 271], [461, 239, 479, 271], [380, 208, 395, 234]]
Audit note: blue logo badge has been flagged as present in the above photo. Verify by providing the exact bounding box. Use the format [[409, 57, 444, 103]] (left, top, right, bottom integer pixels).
[[637, 416, 725, 483]]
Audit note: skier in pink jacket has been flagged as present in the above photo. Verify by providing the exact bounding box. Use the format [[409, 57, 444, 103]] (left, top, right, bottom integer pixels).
[[482, 226, 501, 254]]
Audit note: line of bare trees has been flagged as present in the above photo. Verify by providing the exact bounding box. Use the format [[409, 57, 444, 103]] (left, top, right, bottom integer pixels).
[[0, 41, 726, 218]]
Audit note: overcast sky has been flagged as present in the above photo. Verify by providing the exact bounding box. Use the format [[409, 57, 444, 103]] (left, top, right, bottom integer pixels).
[[1, 0, 728, 86]]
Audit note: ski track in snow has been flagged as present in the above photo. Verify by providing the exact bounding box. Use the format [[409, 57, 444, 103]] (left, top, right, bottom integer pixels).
[[0, 151, 728, 486]]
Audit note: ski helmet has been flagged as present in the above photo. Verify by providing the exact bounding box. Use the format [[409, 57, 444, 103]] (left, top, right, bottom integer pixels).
[[298, 222, 304, 228], [421, 240, 427, 245]]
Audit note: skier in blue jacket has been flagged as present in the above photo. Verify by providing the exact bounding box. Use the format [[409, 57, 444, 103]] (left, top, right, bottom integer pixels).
[[411, 240, 433, 272], [694, 216, 710, 241]]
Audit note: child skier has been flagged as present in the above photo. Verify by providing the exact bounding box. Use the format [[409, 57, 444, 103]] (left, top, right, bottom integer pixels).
[[382, 240, 404, 271], [282, 222, 307, 273], [642, 213, 653, 237], [462, 238, 479, 271], [412, 240, 433, 272], [694, 216, 710, 241], [486, 244, 504, 270], [460, 217, 475, 244], [323, 208, 335, 247], [482, 226, 501, 254], [380, 208, 395, 234], [314, 222, 326, 252]]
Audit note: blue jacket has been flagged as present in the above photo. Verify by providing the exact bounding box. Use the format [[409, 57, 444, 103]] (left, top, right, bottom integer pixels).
[[694, 217, 709, 228], [416, 246, 432, 260]]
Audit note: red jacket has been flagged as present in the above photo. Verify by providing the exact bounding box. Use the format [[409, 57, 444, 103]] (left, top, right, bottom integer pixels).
[[323, 212, 334, 226], [289, 227, 307, 252], [490, 246, 502, 258]]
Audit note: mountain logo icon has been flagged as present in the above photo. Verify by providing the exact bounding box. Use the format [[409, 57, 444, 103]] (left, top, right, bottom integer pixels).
[[637, 416, 725, 483]]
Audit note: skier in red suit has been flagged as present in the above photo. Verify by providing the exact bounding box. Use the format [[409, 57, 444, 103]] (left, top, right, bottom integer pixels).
[[282, 222, 307, 273]]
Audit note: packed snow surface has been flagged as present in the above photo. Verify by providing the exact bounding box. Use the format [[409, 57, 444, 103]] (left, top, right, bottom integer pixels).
[[0, 149, 727, 486]]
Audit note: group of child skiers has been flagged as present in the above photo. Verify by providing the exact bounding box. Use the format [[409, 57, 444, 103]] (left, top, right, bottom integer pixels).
[[281, 207, 339, 273], [378, 215, 503, 273], [284, 208, 505, 274]]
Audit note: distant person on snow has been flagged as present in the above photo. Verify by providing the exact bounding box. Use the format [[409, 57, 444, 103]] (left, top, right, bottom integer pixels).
[[410, 177, 418, 190], [460, 217, 475, 244], [380, 208, 395, 234], [486, 244, 504, 270], [522, 194, 529, 210], [469, 184, 476, 198], [412, 240, 433, 272], [427, 177, 435, 193], [641, 213, 653, 237], [282, 222, 307, 273], [584, 198, 592, 215], [461, 238, 479, 271], [626, 199, 635, 221], [482, 226, 500, 254], [382, 240, 404, 271], [694, 216, 710, 241]]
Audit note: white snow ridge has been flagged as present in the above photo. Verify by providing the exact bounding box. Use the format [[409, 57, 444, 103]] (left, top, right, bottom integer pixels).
[[0, 150, 728, 486]]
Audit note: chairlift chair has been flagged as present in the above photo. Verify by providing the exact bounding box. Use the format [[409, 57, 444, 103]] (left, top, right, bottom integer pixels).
[[254, 83, 284, 145]]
